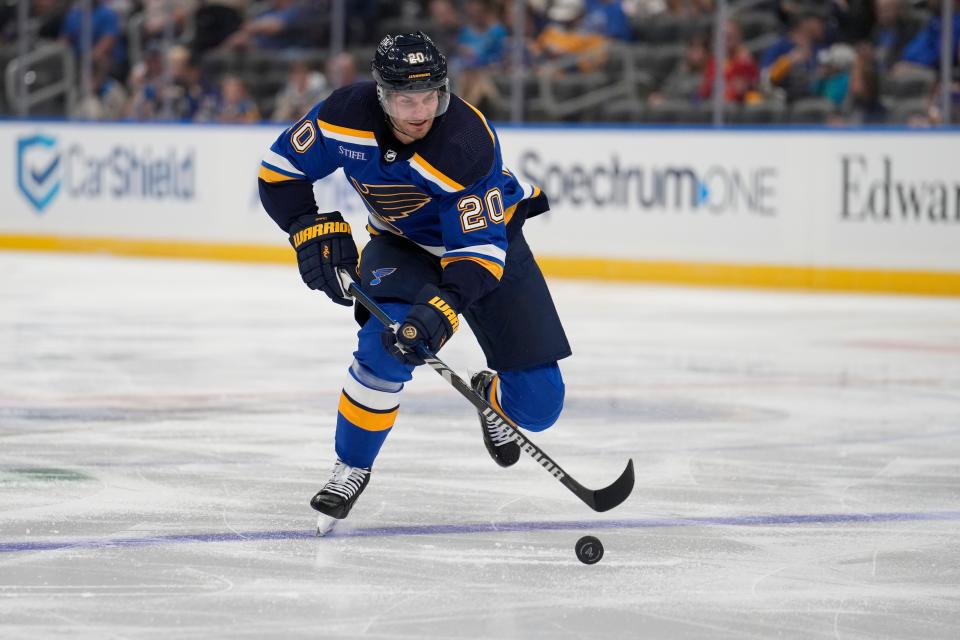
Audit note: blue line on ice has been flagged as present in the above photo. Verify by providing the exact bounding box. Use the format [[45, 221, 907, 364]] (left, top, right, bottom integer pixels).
[[2, 510, 959, 554]]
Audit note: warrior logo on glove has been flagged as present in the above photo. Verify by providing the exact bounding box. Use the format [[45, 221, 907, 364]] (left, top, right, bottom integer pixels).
[[383, 284, 459, 366], [287, 211, 358, 307]]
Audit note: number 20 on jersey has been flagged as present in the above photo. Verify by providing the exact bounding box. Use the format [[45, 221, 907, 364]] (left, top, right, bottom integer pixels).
[[458, 188, 505, 233]]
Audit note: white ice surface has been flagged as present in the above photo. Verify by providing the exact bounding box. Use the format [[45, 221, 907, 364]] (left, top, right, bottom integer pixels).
[[1, 251, 959, 639]]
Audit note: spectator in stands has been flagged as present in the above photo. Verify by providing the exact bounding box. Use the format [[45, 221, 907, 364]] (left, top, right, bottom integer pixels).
[[895, 0, 960, 73], [191, 0, 245, 57], [456, 0, 508, 70], [428, 0, 463, 61], [223, 0, 304, 50], [530, 0, 609, 73], [142, 0, 197, 43], [452, 0, 508, 113], [73, 57, 129, 120], [323, 51, 358, 96], [648, 32, 708, 105], [870, 0, 921, 71], [167, 45, 216, 120], [124, 42, 214, 121], [60, 0, 126, 78], [271, 59, 327, 122], [813, 42, 855, 107], [513, 0, 551, 54], [206, 74, 260, 122], [699, 19, 760, 103], [123, 41, 165, 120], [848, 41, 886, 123], [583, 0, 632, 41], [761, 8, 829, 102]]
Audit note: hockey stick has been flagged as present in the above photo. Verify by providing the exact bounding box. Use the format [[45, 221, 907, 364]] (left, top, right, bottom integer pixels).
[[337, 271, 635, 513]]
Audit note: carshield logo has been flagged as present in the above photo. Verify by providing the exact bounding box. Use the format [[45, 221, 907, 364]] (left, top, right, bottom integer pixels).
[[17, 134, 61, 212], [14, 131, 196, 211]]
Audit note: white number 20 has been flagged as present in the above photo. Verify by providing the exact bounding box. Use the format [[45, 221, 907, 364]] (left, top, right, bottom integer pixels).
[[458, 188, 505, 233]]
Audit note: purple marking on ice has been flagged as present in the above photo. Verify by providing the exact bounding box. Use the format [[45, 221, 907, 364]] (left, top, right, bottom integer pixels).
[[2, 510, 959, 553]]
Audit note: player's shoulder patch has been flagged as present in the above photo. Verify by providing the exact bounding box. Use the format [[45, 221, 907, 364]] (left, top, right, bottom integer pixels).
[[413, 95, 496, 192], [315, 82, 380, 144]]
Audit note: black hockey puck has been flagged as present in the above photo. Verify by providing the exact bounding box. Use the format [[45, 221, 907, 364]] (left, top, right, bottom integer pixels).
[[575, 535, 604, 564]]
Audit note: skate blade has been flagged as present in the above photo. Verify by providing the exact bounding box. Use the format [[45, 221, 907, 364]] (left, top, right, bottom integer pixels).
[[316, 514, 337, 537]]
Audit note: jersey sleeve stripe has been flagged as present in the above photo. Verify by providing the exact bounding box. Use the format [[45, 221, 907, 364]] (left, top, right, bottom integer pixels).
[[440, 256, 504, 280], [262, 149, 305, 176], [444, 244, 506, 264], [367, 215, 389, 232], [317, 119, 379, 146], [461, 99, 495, 145], [518, 180, 542, 200], [258, 164, 303, 183], [503, 202, 519, 225], [410, 153, 465, 193], [260, 160, 307, 179], [415, 241, 445, 257]]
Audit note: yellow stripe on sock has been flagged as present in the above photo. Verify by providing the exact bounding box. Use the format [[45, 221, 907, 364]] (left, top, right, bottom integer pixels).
[[338, 391, 398, 432]]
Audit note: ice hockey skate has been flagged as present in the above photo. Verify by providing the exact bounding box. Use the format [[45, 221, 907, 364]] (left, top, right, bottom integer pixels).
[[471, 371, 521, 468], [311, 459, 371, 536]]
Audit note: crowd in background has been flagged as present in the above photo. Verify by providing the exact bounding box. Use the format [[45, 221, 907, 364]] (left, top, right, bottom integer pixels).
[[0, 0, 957, 125]]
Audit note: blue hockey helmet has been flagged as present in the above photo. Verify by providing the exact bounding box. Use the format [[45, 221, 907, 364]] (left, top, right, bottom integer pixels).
[[372, 32, 451, 118]]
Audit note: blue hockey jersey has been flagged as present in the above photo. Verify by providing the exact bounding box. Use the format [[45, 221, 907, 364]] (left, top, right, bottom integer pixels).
[[258, 82, 543, 305]]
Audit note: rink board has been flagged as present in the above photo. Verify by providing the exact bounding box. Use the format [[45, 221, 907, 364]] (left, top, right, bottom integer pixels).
[[0, 122, 958, 295]]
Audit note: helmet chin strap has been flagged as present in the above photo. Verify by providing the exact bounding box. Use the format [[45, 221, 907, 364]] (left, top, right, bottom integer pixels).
[[387, 116, 413, 142]]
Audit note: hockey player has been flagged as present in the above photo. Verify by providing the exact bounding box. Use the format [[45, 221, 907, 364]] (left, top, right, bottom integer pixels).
[[258, 32, 571, 534]]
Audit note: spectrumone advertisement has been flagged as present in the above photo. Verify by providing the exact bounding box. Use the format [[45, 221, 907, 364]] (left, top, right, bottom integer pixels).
[[1, 122, 958, 292], [499, 128, 960, 272]]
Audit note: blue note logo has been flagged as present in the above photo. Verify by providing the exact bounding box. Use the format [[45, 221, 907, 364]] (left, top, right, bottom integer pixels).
[[17, 134, 61, 213], [370, 267, 396, 286]]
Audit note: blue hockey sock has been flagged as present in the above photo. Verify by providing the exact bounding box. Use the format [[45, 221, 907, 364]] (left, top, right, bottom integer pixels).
[[333, 304, 414, 468], [490, 363, 565, 432]]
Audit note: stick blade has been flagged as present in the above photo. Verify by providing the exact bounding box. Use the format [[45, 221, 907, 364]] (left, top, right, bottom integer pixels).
[[589, 459, 635, 512]]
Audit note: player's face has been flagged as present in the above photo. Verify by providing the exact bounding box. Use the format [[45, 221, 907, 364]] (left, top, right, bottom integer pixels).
[[387, 90, 439, 140]]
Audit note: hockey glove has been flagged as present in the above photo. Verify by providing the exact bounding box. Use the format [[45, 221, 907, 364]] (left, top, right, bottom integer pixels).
[[382, 284, 459, 366], [288, 212, 358, 307]]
